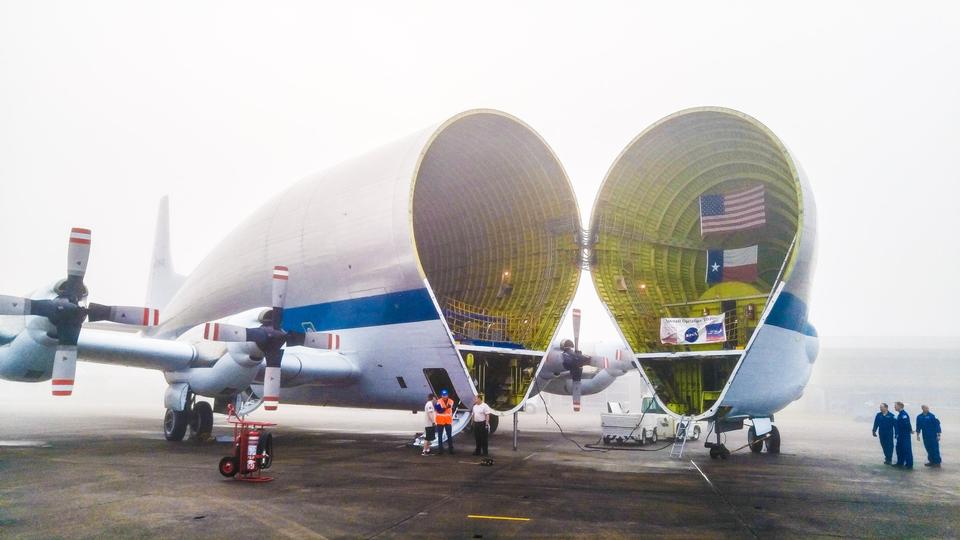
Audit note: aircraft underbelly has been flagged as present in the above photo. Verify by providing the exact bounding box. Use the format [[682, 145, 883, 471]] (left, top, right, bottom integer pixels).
[[719, 324, 817, 418]]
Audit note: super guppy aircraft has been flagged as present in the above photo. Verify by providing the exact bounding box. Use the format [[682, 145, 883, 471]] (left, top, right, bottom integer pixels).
[[588, 108, 818, 455], [0, 107, 816, 454]]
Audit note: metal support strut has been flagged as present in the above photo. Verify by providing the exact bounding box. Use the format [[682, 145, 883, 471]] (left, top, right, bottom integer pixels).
[[512, 411, 519, 451]]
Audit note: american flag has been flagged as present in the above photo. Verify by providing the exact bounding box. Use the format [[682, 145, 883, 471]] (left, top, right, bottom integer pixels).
[[699, 185, 766, 235]]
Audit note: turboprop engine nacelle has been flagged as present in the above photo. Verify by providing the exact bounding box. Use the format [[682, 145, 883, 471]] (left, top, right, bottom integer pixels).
[[537, 342, 633, 396], [164, 307, 272, 399], [0, 228, 160, 395], [533, 309, 633, 411], [0, 282, 64, 382]]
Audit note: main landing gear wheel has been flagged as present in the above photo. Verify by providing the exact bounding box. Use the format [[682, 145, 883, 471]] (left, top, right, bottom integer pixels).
[[764, 425, 781, 454], [219, 456, 239, 477], [163, 408, 189, 441], [190, 401, 214, 440], [639, 429, 647, 445], [692, 425, 702, 441], [747, 426, 764, 453], [650, 429, 658, 444], [488, 414, 499, 434]]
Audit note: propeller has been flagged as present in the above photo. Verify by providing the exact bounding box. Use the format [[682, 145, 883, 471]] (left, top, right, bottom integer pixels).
[[0, 228, 160, 396], [200, 266, 340, 411]]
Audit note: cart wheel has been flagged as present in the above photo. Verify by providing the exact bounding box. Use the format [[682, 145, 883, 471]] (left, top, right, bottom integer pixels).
[[219, 456, 239, 477], [190, 401, 214, 440], [163, 408, 189, 441], [257, 432, 274, 470]]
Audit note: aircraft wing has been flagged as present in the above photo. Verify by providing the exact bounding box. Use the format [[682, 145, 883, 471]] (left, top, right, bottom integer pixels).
[[78, 328, 198, 371]]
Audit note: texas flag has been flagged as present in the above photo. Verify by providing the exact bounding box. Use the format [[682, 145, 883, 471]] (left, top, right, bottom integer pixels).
[[706, 245, 758, 284]]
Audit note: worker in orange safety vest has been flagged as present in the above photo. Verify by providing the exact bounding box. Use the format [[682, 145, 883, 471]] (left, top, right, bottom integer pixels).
[[435, 389, 455, 454]]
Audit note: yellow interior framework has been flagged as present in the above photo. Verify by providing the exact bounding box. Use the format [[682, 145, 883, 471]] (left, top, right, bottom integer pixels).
[[590, 108, 802, 414], [412, 113, 581, 352]]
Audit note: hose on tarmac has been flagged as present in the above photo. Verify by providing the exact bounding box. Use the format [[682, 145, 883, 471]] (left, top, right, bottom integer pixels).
[[538, 394, 675, 452]]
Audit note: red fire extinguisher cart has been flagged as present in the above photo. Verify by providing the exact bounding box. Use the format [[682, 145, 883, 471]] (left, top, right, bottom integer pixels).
[[218, 404, 276, 482]]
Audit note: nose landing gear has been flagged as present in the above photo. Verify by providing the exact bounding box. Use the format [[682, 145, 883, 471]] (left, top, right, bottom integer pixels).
[[705, 429, 730, 460]]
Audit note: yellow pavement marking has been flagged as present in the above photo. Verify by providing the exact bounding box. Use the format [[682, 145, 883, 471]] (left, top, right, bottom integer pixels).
[[467, 514, 531, 522]]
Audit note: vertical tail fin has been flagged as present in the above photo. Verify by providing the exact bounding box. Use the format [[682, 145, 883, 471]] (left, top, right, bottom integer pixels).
[[145, 196, 186, 310]]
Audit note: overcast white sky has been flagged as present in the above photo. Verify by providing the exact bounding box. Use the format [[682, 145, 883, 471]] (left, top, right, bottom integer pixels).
[[2, 1, 958, 342]]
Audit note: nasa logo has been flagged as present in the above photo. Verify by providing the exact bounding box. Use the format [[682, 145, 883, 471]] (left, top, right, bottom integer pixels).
[[684, 327, 699, 343]]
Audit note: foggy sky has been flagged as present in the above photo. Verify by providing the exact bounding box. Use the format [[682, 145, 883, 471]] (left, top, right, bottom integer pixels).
[[2, 1, 958, 341]]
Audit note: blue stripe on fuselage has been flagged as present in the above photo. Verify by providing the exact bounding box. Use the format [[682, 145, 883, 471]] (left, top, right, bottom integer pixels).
[[282, 288, 441, 332], [765, 291, 816, 337]]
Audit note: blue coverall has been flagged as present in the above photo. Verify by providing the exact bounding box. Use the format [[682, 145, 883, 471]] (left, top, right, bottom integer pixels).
[[872, 411, 896, 463], [916, 411, 942, 465], [895, 409, 913, 469]]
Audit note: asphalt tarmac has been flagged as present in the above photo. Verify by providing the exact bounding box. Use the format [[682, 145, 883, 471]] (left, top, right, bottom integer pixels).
[[0, 408, 956, 539]]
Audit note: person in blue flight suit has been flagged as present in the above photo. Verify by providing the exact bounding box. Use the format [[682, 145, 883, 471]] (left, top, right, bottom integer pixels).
[[872, 402, 896, 465], [893, 401, 913, 469], [915, 404, 942, 467]]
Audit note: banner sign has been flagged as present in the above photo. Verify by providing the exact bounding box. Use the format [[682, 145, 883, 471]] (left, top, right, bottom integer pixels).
[[660, 315, 726, 345]]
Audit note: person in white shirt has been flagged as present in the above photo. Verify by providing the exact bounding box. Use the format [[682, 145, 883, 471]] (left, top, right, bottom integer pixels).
[[471, 394, 494, 456], [422, 393, 437, 456]]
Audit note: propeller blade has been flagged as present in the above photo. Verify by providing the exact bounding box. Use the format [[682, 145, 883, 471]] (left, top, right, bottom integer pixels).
[[67, 228, 91, 278], [202, 322, 250, 342], [263, 366, 281, 411], [88, 304, 160, 326], [0, 295, 31, 316], [262, 347, 284, 411], [572, 380, 582, 412], [51, 345, 78, 396], [572, 308, 582, 351], [271, 265, 288, 329], [300, 332, 341, 350]]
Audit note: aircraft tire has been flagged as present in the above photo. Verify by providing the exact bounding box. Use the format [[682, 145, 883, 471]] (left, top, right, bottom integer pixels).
[[190, 401, 214, 440], [764, 426, 781, 453], [692, 425, 701, 440], [488, 414, 499, 434], [651, 429, 658, 443], [164, 408, 188, 441], [640, 429, 647, 445], [747, 426, 763, 453]]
